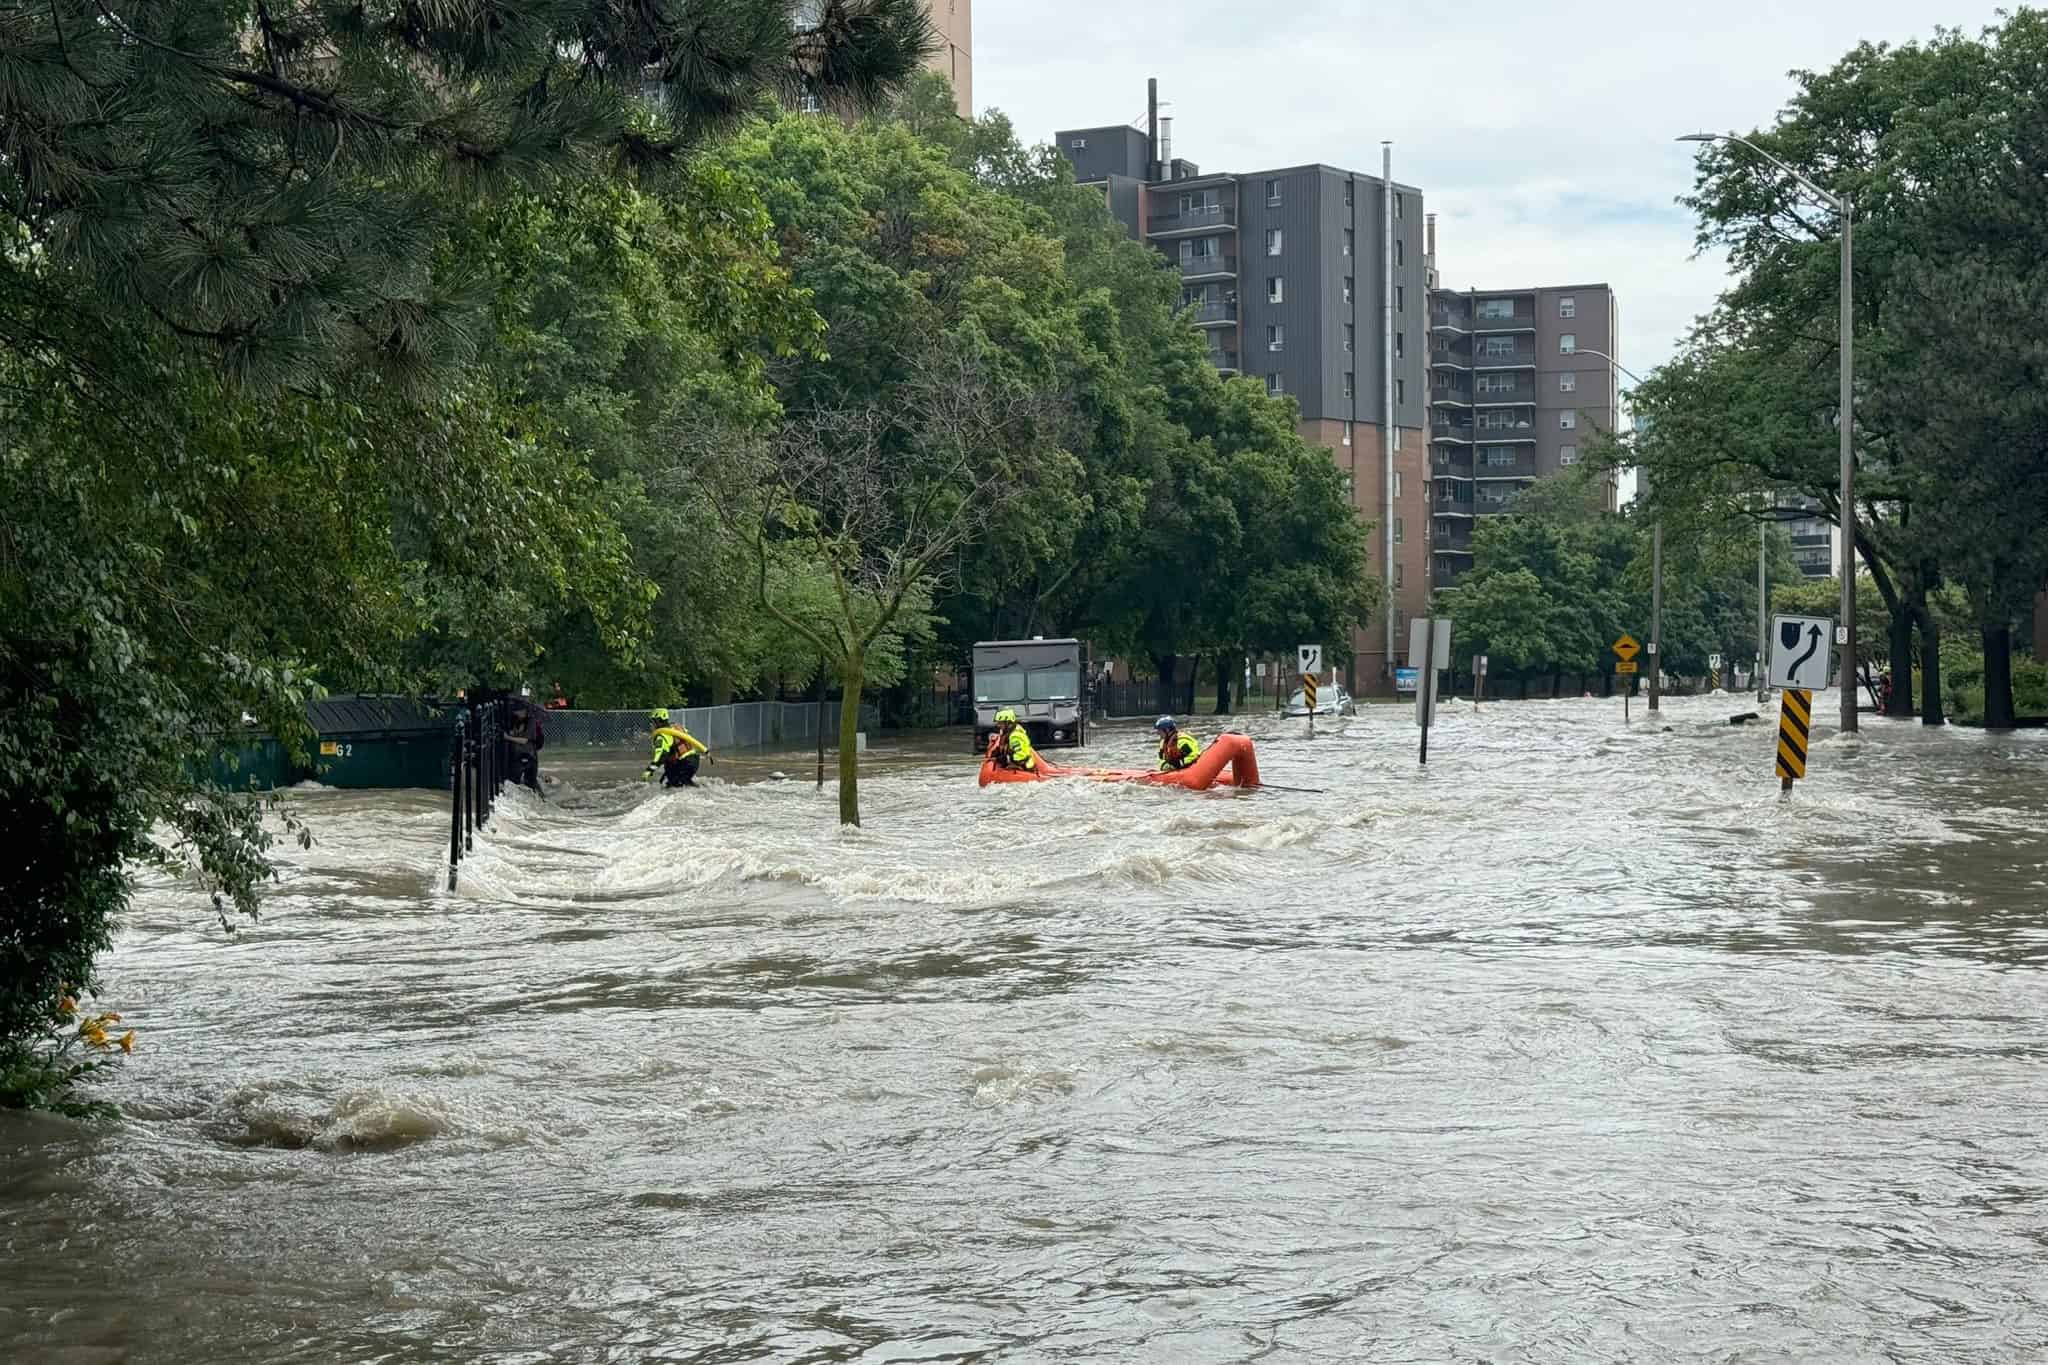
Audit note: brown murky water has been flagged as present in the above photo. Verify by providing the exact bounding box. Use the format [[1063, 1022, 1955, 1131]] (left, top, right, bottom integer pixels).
[[4, 692, 2047, 1362]]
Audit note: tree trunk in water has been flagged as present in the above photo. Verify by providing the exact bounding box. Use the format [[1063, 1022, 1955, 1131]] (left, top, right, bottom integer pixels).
[[1153, 653, 1176, 716], [1982, 622, 2016, 730], [838, 656, 864, 826], [1917, 608, 1945, 726], [1214, 653, 1233, 715], [1887, 612, 1915, 718]]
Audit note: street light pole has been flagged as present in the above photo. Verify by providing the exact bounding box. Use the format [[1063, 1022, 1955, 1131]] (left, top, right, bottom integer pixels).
[[1679, 131, 1855, 731]]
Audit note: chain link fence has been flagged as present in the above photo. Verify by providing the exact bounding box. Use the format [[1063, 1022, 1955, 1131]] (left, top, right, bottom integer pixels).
[[540, 701, 880, 751]]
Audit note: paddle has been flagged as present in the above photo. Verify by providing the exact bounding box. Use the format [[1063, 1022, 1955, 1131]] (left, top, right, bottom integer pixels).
[[1246, 781, 1328, 795]]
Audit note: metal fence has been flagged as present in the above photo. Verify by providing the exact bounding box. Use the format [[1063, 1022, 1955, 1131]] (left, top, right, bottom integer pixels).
[[540, 701, 880, 751], [1098, 678, 1199, 719]]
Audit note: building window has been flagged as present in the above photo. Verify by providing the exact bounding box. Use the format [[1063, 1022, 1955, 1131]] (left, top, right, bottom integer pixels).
[[1559, 333, 1577, 354], [1395, 192, 1404, 220], [1344, 181, 1355, 207], [1267, 324, 1284, 351], [1267, 276, 1284, 303], [1559, 444, 1579, 466], [1265, 177, 1281, 206], [1069, 137, 1087, 149], [1395, 562, 1404, 588], [1481, 335, 1515, 357], [1476, 373, 1518, 394], [1344, 323, 1356, 353], [1478, 410, 1523, 430], [1393, 516, 1404, 545], [1396, 285, 1405, 312], [1560, 410, 1577, 429], [1266, 227, 1283, 256], [1394, 332, 1404, 359], [1559, 371, 1577, 393], [1266, 373, 1285, 395], [1395, 239, 1404, 267], [1559, 296, 1576, 318], [1344, 228, 1354, 256], [1343, 372, 1354, 399], [1343, 420, 1353, 446], [1393, 471, 1403, 497], [1343, 276, 1354, 303], [1478, 298, 1516, 319], [1396, 377, 1405, 403], [1481, 446, 1519, 468]]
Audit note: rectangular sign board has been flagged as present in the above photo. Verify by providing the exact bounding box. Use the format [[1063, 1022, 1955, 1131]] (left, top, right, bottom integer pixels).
[[1394, 667, 1419, 694], [1769, 614, 1834, 691], [1298, 644, 1323, 676], [1614, 661, 1639, 675]]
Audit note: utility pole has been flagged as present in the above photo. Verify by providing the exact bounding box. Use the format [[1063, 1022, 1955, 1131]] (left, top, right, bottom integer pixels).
[[1649, 523, 1662, 711], [1757, 502, 1769, 704], [1381, 141, 1396, 694]]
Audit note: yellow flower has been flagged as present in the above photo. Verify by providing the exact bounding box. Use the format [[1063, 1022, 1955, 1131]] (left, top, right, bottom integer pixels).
[[57, 996, 77, 1018], [80, 1022, 108, 1047], [117, 1031, 135, 1054], [103, 1012, 121, 1024]]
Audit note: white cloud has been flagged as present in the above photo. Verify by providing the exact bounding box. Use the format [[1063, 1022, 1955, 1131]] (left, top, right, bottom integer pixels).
[[973, 0, 2011, 378]]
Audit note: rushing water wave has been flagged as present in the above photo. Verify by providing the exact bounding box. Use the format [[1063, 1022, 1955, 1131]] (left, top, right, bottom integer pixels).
[[4, 691, 2047, 1362]]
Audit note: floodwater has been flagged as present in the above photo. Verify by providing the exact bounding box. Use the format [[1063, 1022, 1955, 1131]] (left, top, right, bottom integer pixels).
[[5, 691, 2048, 1363]]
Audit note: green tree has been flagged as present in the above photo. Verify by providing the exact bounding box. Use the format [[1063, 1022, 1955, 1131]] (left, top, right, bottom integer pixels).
[[1, 1, 931, 1106]]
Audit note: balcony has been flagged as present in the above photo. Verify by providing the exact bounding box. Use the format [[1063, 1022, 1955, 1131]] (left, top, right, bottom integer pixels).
[[1473, 455, 1539, 479], [1430, 339, 1473, 368], [1432, 520, 1474, 552], [1472, 296, 1537, 331], [1473, 491, 1519, 513], [1187, 299, 1238, 326], [1472, 339, 1537, 368], [1430, 418, 1474, 443], [1433, 493, 1475, 516], [1432, 452, 1473, 478], [1431, 299, 1474, 331], [1178, 252, 1238, 280], [1206, 349, 1240, 373], [1148, 202, 1237, 236], [1472, 378, 1538, 405], [1430, 378, 1473, 405]]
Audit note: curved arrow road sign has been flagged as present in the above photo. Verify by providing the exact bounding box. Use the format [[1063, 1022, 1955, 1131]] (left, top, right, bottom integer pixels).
[[1769, 613, 1834, 690]]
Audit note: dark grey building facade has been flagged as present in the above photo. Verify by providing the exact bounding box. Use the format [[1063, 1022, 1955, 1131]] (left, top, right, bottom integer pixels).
[[1054, 116, 1436, 680], [1426, 277, 1620, 585]]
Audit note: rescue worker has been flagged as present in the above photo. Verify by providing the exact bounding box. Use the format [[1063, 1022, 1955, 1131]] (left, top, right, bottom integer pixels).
[[1154, 715, 1201, 772], [987, 708, 1039, 773], [644, 708, 710, 787]]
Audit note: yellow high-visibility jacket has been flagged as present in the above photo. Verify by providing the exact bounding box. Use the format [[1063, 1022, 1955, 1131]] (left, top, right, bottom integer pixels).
[[1158, 731, 1201, 772]]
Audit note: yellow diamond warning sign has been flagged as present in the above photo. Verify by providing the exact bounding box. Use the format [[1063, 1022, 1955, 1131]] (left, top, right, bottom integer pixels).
[[1612, 633, 1641, 663]]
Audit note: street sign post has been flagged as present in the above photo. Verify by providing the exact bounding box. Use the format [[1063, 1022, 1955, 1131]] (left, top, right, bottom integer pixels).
[[1613, 633, 1640, 721], [1473, 653, 1488, 707], [1769, 614, 1834, 692], [1298, 644, 1322, 736], [1409, 616, 1452, 764], [1777, 687, 1813, 793]]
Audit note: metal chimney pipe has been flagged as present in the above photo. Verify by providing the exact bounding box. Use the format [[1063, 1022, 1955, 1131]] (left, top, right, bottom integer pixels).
[[1147, 78, 1159, 180]]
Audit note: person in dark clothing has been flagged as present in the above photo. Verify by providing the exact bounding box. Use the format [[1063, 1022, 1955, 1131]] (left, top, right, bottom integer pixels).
[[505, 704, 545, 795]]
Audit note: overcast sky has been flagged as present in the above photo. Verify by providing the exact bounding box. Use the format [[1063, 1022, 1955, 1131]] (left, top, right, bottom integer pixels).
[[975, 1, 2011, 382]]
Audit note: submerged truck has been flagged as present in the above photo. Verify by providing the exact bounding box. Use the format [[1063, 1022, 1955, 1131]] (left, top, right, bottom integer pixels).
[[971, 637, 1089, 753]]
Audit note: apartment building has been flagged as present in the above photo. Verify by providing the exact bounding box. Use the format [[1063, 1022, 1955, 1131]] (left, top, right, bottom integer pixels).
[[1426, 269, 1620, 586], [1054, 107, 1432, 690], [1783, 499, 1835, 578], [922, 0, 971, 116]]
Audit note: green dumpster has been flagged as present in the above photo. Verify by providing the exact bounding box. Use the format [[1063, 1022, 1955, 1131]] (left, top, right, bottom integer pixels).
[[306, 697, 452, 790], [201, 735, 299, 792]]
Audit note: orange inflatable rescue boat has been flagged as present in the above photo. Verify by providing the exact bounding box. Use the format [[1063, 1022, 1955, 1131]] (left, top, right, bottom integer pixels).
[[977, 732, 1261, 791]]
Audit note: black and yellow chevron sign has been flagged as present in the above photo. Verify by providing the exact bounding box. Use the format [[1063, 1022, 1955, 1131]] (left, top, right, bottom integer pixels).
[[1776, 687, 1812, 781], [1302, 674, 1318, 710]]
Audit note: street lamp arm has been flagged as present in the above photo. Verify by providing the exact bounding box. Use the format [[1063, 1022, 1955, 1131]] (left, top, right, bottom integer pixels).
[[1572, 346, 1646, 388], [1677, 131, 1848, 213]]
